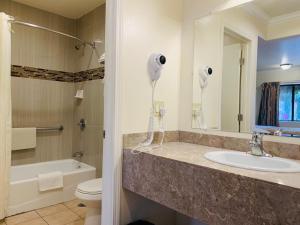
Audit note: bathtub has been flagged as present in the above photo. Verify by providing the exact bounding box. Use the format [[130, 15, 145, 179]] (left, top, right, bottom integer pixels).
[[8, 159, 96, 216]]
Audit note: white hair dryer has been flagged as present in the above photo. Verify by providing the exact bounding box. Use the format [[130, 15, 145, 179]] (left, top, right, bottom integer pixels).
[[148, 53, 166, 81], [131, 53, 167, 154], [199, 66, 213, 88], [198, 66, 213, 130]]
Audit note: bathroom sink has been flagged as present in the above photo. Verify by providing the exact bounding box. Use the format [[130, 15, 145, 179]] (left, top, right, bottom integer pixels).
[[204, 151, 300, 173]]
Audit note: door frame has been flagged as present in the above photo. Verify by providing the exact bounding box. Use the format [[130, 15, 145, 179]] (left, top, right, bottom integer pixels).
[[220, 24, 253, 132], [102, 0, 123, 224]]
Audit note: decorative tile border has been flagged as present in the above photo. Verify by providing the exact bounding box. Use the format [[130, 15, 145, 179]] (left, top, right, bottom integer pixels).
[[11, 65, 104, 82], [73, 67, 105, 82], [122, 131, 300, 160]]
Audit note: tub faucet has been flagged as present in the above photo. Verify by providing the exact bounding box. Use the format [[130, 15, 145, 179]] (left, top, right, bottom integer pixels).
[[248, 132, 272, 157], [73, 152, 84, 168]]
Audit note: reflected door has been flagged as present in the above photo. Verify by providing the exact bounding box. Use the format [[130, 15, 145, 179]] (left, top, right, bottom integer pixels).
[[221, 44, 242, 132]]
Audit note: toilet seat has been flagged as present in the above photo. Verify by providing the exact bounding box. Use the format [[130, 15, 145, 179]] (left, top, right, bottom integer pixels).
[[75, 178, 102, 201]]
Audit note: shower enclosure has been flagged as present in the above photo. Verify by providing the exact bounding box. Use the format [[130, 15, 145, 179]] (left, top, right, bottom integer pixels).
[[0, 0, 105, 217]]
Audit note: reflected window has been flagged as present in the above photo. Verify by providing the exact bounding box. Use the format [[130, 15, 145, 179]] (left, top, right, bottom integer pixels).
[[279, 84, 300, 121]]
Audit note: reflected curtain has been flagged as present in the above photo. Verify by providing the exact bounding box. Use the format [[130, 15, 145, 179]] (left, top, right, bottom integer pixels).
[[258, 82, 279, 126], [0, 13, 12, 219]]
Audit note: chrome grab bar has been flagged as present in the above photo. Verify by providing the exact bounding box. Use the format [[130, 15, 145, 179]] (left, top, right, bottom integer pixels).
[[36, 126, 64, 132]]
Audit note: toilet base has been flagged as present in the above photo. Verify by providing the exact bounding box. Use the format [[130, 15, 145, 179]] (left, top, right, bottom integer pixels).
[[84, 207, 101, 225]]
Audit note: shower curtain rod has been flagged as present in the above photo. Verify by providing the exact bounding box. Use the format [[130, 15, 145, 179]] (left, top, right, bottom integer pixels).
[[9, 19, 97, 47]]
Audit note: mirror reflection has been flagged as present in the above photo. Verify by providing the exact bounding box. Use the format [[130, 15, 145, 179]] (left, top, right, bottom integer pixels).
[[192, 0, 300, 137]]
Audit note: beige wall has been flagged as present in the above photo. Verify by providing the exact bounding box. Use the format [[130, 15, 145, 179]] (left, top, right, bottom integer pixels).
[[76, 4, 105, 71], [0, 0, 77, 72], [73, 5, 105, 177], [11, 77, 74, 165], [73, 80, 104, 177], [0, 0, 105, 73]]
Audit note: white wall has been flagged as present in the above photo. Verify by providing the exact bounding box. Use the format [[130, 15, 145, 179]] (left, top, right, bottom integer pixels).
[[257, 67, 300, 86], [119, 0, 183, 224], [120, 0, 183, 135], [268, 17, 300, 40]]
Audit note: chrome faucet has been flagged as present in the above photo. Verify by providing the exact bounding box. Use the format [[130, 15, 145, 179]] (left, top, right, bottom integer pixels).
[[248, 132, 272, 157], [72, 151, 84, 168], [274, 128, 282, 136]]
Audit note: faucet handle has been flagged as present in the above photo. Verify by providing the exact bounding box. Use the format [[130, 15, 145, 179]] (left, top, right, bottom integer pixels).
[[73, 151, 83, 158]]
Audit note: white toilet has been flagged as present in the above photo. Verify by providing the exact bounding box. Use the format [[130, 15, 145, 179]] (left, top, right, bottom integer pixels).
[[75, 178, 102, 225]]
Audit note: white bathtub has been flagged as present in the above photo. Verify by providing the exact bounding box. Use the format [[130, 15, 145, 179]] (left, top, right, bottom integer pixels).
[[8, 159, 96, 216]]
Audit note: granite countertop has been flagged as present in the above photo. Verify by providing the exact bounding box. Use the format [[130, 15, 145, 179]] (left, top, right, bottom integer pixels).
[[123, 142, 300, 224], [131, 142, 300, 189]]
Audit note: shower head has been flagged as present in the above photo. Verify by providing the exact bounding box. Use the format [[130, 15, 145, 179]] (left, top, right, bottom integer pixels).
[[75, 40, 103, 50]]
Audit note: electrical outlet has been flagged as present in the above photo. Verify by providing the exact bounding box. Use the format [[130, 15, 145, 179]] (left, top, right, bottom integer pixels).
[[154, 101, 165, 117], [192, 103, 201, 117]]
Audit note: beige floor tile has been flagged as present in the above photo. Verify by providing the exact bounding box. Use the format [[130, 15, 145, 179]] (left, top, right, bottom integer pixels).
[[69, 206, 87, 218], [42, 210, 80, 225], [66, 220, 84, 225], [5, 211, 40, 225], [36, 204, 69, 217], [63, 199, 81, 209], [16, 218, 47, 225]]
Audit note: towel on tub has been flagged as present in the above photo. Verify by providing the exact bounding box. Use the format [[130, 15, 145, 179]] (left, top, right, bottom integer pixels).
[[38, 171, 63, 192]]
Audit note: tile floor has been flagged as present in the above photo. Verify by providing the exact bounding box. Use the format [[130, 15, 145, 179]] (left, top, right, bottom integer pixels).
[[1, 199, 87, 225]]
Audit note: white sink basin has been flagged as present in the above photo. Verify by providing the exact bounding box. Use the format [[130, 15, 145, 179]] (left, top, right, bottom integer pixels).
[[204, 151, 300, 173]]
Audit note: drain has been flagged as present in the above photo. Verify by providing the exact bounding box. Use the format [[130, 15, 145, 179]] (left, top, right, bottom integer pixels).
[[78, 203, 86, 207]]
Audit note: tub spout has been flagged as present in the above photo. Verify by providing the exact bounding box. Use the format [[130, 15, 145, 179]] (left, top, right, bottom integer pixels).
[[73, 152, 84, 168]]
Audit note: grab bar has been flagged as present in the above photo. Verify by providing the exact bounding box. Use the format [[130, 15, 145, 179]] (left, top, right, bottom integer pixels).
[[37, 126, 64, 132]]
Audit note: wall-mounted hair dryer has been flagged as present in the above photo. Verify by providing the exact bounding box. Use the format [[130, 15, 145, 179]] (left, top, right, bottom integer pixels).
[[199, 66, 213, 88], [148, 53, 167, 81], [132, 53, 167, 154]]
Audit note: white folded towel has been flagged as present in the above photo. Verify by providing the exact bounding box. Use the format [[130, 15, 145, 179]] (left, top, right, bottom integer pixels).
[[38, 171, 63, 192]]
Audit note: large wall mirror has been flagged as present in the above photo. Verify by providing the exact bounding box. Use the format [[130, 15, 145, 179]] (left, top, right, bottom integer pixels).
[[192, 0, 300, 138]]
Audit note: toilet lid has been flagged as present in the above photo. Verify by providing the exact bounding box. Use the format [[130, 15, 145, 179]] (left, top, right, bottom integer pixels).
[[77, 178, 102, 195]]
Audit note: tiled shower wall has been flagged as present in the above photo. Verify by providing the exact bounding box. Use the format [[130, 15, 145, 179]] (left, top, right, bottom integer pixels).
[[2, 0, 105, 177], [0, 0, 77, 72], [72, 5, 105, 177], [73, 80, 104, 177], [11, 77, 74, 165]]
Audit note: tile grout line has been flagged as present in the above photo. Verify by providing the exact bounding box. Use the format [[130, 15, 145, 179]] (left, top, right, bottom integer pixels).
[[35, 210, 50, 225], [6, 217, 42, 225], [40, 216, 50, 225], [6, 201, 84, 225]]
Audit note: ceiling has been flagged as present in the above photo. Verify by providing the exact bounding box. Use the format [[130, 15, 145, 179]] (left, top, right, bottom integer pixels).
[[257, 36, 300, 71], [12, 0, 105, 19], [254, 0, 300, 18]]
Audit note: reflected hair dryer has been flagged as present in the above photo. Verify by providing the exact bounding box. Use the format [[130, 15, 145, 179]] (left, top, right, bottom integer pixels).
[[199, 66, 213, 88]]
